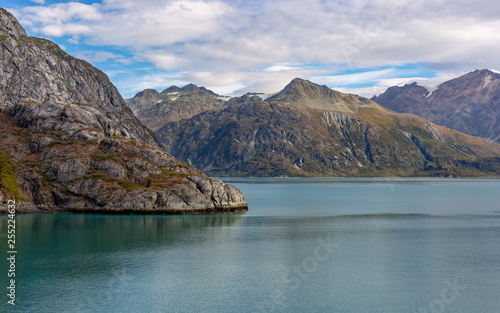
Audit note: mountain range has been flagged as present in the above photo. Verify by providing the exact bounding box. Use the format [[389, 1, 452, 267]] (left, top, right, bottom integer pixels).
[[0, 8, 247, 213], [130, 78, 500, 177], [372, 69, 500, 143], [125, 84, 228, 131]]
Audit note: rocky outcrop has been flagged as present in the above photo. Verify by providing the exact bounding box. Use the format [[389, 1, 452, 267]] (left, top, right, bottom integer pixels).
[[372, 70, 500, 143], [0, 8, 247, 213], [156, 79, 500, 177], [0, 8, 27, 39], [126, 84, 227, 131], [0, 13, 161, 148]]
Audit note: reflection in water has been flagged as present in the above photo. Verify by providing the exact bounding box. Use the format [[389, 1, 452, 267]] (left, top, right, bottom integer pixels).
[[10, 213, 246, 253], [0, 214, 247, 312]]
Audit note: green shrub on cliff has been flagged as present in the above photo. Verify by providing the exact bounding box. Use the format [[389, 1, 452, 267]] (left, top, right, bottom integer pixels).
[[0, 147, 20, 199]]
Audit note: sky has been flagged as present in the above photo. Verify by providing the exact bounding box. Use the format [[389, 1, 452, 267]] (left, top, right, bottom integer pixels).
[[3, 0, 500, 98]]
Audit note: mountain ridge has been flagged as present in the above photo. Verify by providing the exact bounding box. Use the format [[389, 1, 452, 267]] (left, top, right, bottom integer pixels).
[[372, 69, 500, 142], [126, 83, 227, 131], [154, 78, 500, 177]]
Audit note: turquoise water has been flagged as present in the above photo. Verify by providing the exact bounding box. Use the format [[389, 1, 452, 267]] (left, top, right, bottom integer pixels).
[[1, 178, 500, 312]]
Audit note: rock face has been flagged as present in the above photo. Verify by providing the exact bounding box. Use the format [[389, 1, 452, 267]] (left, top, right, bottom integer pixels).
[[126, 84, 227, 131], [0, 9, 160, 148], [0, 8, 247, 213], [156, 78, 500, 177], [372, 70, 500, 143]]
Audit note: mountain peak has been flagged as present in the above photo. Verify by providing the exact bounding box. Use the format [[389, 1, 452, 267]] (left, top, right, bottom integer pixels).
[[456, 69, 500, 80], [437, 68, 500, 91], [133, 88, 159, 99], [0, 8, 28, 39], [269, 78, 335, 101], [474, 68, 498, 75], [161, 86, 182, 94], [371, 82, 429, 111], [287, 77, 330, 90], [181, 83, 200, 92], [289, 77, 315, 85], [159, 84, 219, 96], [126, 83, 225, 131], [268, 77, 376, 113]]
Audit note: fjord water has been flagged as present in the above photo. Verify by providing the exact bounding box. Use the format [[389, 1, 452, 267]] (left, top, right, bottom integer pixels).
[[1, 179, 500, 312]]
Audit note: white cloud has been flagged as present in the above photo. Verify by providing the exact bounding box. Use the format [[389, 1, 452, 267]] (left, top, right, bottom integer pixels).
[[14, 0, 500, 96], [20, 1, 231, 46], [19, 2, 100, 37], [312, 69, 398, 86], [67, 35, 80, 44], [115, 58, 133, 65], [30, 0, 45, 4], [115, 68, 190, 97], [40, 23, 91, 37], [263, 65, 302, 72], [335, 86, 390, 98], [207, 82, 247, 96], [76, 51, 124, 64], [141, 53, 186, 71], [22, 2, 101, 24], [89, 51, 120, 62]]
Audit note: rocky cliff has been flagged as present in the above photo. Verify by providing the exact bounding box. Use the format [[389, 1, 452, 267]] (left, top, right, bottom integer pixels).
[[126, 84, 227, 131], [156, 78, 500, 177], [0, 8, 247, 213], [372, 70, 500, 143]]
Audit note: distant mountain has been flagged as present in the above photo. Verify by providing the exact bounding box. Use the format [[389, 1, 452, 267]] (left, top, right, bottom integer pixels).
[[155, 78, 500, 177], [267, 78, 374, 113], [372, 69, 500, 142], [0, 8, 246, 213], [126, 84, 227, 131]]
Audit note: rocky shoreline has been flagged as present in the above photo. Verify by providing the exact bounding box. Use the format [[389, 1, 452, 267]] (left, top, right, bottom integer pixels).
[[0, 203, 248, 215]]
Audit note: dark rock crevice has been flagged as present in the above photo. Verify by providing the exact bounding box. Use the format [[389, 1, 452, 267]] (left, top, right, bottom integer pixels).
[[364, 129, 374, 163], [409, 134, 434, 162]]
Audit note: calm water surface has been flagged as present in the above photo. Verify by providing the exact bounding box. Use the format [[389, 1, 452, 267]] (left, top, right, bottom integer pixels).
[[1, 178, 500, 312]]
